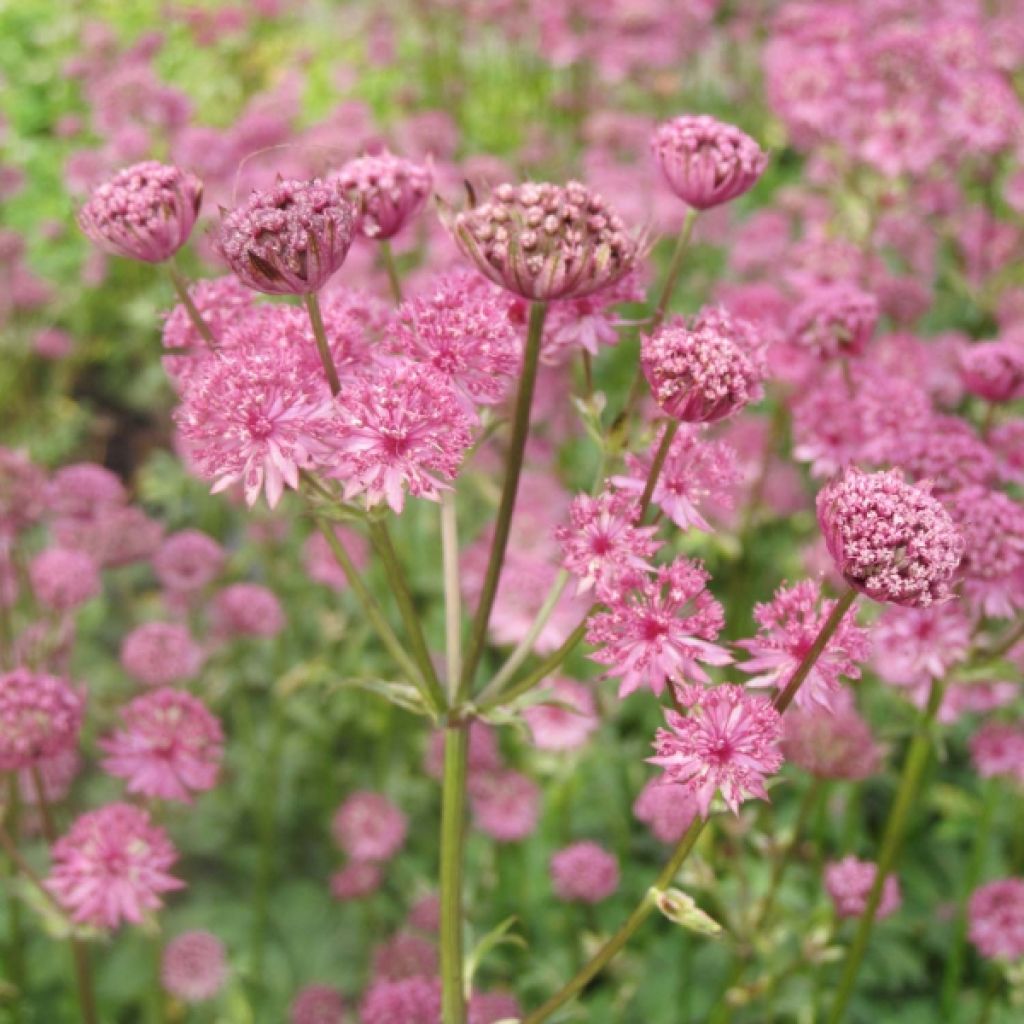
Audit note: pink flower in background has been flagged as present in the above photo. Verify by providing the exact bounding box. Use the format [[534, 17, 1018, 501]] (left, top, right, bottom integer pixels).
[[290, 985, 346, 1024], [825, 857, 901, 920], [332, 792, 407, 862], [407, 894, 440, 933], [162, 931, 227, 1003], [424, 720, 501, 780], [53, 505, 164, 569], [0, 447, 48, 536], [550, 842, 620, 903], [781, 702, 881, 781], [371, 931, 438, 982], [632, 777, 700, 844], [18, 749, 81, 807], [213, 583, 285, 637], [0, 669, 84, 772], [469, 991, 522, 1024], [101, 688, 223, 802], [959, 341, 1024, 403], [587, 558, 730, 698], [330, 862, 383, 901], [334, 149, 432, 239], [651, 684, 783, 816], [470, 770, 540, 842], [991, 420, 1024, 486], [120, 622, 203, 687], [523, 678, 599, 751], [871, 603, 972, 689], [153, 529, 226, 594], [302, 524, 370, 590], [29, 547, 101, 612], [46, 802, 184, 929], [360, 976, 441, 1024], [969, 879, 1024, 961], [969, 722, 1024, 784], [787, 284, 878, 359]]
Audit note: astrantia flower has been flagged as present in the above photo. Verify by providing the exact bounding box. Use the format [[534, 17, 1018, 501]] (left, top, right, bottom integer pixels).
[[29, 547, 101, 612], [871, 603, 972, 689], [101, 688, 223, 803], [162, 931, 227, 1003], [332, 792, 407, 863], [216, 178, 357, 295], [651, 115, 767, 210], [650, 684, 783, 816], [303, 524, 370, 591], [371, 931, 438, 982], [53, 505, 163, 569], [212, 583, 285, 638], [816, 468, 964, 607], [641, 310, 765, 424], [469, 992, 522, 1024], [613, 425, 741, 532], [991, 420, 1024, 486], [959, 340, 1024, 403], [0, 447, 47, 536], [550, 841, 620, 903], [120, 622, 203, 687], [446, 180, 644, 301], [330, 862, 382, 901], [470, 770, 540, 842], [587, 558, 731, 699], [969, 722, 1024, 784], [78, 161, 202, 262], [175, 342, 340, 508], [825, 856, 901, 920], [332, 362, 473, 513], [737, 580, 870, 712], [391, 271, 521, 407], [632, 777, 700, 844], [290, 985, 346, 1024], [0, 669, 84, 772], [360, 976, 441, 1024], [969, 880, 1024, 961], [46, 803, 184, 929], [334, 149, 432, 240], [787, 284, 878, 360], [523, 678, 599, 751], [153, 530, 226, 594], [19, 749, 81, 807], [555, 489, 660, 597], [781, 703, 881, 781]]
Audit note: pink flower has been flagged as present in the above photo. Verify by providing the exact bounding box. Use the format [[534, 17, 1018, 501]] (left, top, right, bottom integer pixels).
[[162, 931, 227, 1003], [213, 583, 285, 637], [523, 678, 599, 751], [737, 580, 870, 712], [824, 856, 901, 920], [424, 720, 502, 780], [101, 688, 223, 803], [959, 341, 1024, 403], [550, 841, 620, 904], [651, 115, 767, 210], [781, 702, 881, 781], [651, 684, 783, 816], [153, 530, 226, 594], [816, 468, 964, 607], [334, 149, 431, 240], [587, 558, 731, 699], [470, 770, 540, 842], [371, 931, 438, 982], [787, 284, 878, 359], [330, 862, 383, 901], [991, 420, 1024, 486], [332, 792, 407, 863], [469, 991, 522, 1024], [18, 749, 81, 807], [78, 161, 202, 262], [632, 777, 700, 844], [360, 976, 441, 1024], [46, 803, 184, 929], [556, 489, 660, 597], [120, 622, 203, 687], [53, 505, 163, 569], [0, 669, 84, 772], [332, 362, 473, 513], [446, 180, 644, 301], [969, 879, 1024, 961], [290, 985, 346, 1024], [871, 604, 972, 689], [407, 894, 440, 933], [303, 524, 370, 591], [970, 722, 1024, 784], [0, 447, 47, 536], [29, 547, 101, 612], [216, 178, 356, 295], [641, 309, 764, 424]]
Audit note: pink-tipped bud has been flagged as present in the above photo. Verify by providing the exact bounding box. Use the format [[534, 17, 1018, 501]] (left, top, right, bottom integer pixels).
[[334, 150, 432, 240]]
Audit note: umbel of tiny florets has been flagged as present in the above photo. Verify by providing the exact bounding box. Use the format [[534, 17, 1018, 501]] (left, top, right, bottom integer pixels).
[[78, 161, 202, 263], [334, 150, 432, 240], [443, 180, 646, 301], [216, 178, 357, 295]]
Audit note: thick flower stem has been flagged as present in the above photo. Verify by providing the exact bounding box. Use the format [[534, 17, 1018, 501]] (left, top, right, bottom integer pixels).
[[440, 492, 463, 703], [380, 240, 403, 305], [826, 675, 947, 1024], [638, 420, 679, 519], [459, 301, 548, 700], [303, 291, 341, 397], [367, 520, 447, 713], [440, 724, 469, 1024], [167, 260, 217, 350]]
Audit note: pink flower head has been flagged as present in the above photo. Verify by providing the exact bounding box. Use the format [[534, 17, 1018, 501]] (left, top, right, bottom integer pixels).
[[556, 488, 660, 598], [120, 622, 203, 687], [162, 931, 227, 1003], [78, 161, 202, 262], [613, 425, 740, 532], [787, 284, 879, 360], [153, 530, 226, 594], [332, 362, 473, 513], [991, 420, 1024, 486], [469, 991, 522, 1024], [825, 856, 901, 920], [29, 547, 101, 612], [216, 178, 357, 294], [959, 341, 1024, 403], [587, 558, 731, 699], [391, 271, 521, 408], [101, 688, 223, 803], [303, 524, 370, 590], [0, 669, 84, 772], [330, 861, 383, 901], [334, 149, 432, 240], [632, 777, 700, 844], [0, 447, 47, 536], [212, 583, 285, 638], [46, 802, 184, 929], [523, 678, 599, 751], [969, 879, 1024, 961], [332, 792, 407, 863], [642, 309, 765, 424], [174, 342, 341, 508], [360, 976, 441, 1024], [651, 115, 767, 210], [781, 703, 881, 781], [19, 749, 81, 807], [816, 468, 964, 607], [651, 684, 783, 817], [470, 769, 540, 842], [446, 180, 644, 301], [407, 893, 440, 933], [371, 930, 438, 982], [550, 841, 620, 904], [970, 722, 1024, 784], [290, 985, 346, 1024], [871, 603, 972, 689], [737, 580, 869, 712]]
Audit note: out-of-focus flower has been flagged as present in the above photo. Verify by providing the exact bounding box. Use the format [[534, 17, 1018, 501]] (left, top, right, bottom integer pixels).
[[334, 149, 431, 239], [469, 991, 522, 1024], [632, 777, 700, 844], [29, 547, 101, 612], [970, 722, 1024, 784], [550, 841, 620, 903], [360, 976, 441, 1024], [781, 702, 881, 780], [332, 792, 407, 863], [959, 341, 1024, 403], [212, 583, 285, 638], [871, 603, 971, 689], [0, 669, 84, 772], [330, 861, 383, 901], [0, 448, 47, 536], [290, 984, 346, 1024], [523, 678, 599, 751], [787, 284, 878, 359], [120, 622, 203, 687], [303, 524, 370, 591], [969, 879, 1024, 961], [153, 530, 226, 594], [371, 931, 438, 982], [424, 720, 502, 780], [470, 770, 540, 842], [161, 931, 227, 1003], [825, 856, 901, 919]]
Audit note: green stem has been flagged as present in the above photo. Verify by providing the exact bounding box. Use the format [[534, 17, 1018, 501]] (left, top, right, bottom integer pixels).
[[148, 932, 166, 1024], [441, 492, 463, 703], [167, 260, 216, 350], [440, 725, 469, 1024], [638, 420, 679, 520], [367, 520, 446, 713], [825, 675, 947, 1024], [380, 240, 403, 305], [459, 301, 548, 700], [303, 292, 341, 397], [3, 780, 26, 1023]]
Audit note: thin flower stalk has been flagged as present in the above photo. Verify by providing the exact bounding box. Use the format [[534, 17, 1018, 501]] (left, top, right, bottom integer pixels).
[[303, 292, 341, 397]]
